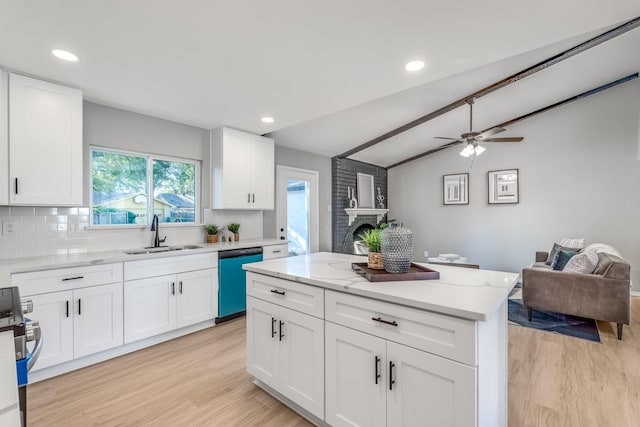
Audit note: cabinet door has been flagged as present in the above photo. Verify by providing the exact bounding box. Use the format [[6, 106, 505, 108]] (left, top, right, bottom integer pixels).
[[124, 275, 176, 344], [387, 341, 476, 427], [278, 306, 324, 419], [325, 322, 386, 427], [220, 128, 249, 208], [246, 296, 280, 390], [176, 268, 217, 328], [28, 291, 74, 371], [8, 73, 82, 206], [246, 134, 274, 210], [73, 283, 124, 358]]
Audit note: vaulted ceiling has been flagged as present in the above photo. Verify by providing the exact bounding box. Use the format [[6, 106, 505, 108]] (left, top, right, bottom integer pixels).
[[1, 1, 639, 166]]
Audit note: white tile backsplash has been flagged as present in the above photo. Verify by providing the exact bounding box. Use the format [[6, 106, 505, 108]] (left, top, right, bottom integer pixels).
[[0, 206, 265, 260]]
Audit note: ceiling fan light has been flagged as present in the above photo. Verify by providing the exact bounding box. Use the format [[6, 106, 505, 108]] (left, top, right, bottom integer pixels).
[[474, 145, 486, 155], [460, 144, 474, 157]]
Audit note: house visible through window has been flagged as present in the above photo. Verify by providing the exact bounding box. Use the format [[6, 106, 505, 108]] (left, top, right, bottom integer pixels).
[[91, 148, 198, 225]]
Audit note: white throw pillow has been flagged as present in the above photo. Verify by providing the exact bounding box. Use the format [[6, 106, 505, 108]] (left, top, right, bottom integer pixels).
[[559, 237, 585, 250], [563, 250, 598, 274]]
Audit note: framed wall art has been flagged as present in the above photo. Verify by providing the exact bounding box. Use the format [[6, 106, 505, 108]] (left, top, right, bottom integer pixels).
[[488, 169, 519, 204], [443, 173, 469, 205]]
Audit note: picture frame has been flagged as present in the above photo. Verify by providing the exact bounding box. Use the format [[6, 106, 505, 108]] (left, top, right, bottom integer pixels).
[[443, 173, 469, 205], [488, 169, 519, 204]]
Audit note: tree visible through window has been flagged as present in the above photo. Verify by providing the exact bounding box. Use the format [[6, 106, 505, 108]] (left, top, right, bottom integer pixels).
[[91, 148, 198, 225]]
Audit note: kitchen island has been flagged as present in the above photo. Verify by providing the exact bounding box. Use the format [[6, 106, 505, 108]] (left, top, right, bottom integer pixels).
[[243, 252, 519, 427]]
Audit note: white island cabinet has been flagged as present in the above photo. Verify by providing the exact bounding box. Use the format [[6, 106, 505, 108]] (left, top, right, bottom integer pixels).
[[244, 252, 519, 427]]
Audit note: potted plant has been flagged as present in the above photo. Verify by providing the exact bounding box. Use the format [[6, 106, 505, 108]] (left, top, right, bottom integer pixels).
[[205, 224, 220, 243], [359, 228, 383, 269], [228, 223, 240, 241]]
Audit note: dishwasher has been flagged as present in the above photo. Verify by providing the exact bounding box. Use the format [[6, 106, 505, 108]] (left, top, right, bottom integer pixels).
[[216, 247, 263, 323]]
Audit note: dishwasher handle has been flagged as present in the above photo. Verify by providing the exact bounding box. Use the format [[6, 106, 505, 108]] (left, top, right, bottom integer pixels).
[[218, 247, 263, 259]]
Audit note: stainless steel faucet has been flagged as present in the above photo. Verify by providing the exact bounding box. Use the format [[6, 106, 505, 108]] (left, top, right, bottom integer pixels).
[[150, 214, 166, 247]]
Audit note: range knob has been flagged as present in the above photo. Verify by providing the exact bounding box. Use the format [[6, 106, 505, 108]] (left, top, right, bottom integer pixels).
[[21, 299, 33, 314], [25, 320, 41, 342]]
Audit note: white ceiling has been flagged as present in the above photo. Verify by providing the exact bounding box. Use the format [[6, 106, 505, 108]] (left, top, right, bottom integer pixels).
[[1, 1, 639, 165]]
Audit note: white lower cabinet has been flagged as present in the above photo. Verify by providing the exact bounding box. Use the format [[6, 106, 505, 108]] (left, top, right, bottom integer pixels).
[[29, 283, 123, 370], [247, 295, 324, 419], [124, 268, 217, 343], [326, 322, 476, 427]]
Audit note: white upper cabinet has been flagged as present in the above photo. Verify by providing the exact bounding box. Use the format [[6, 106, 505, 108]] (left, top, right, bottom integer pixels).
[[6, 73, 83, 206], [210, 127, 274, 210]]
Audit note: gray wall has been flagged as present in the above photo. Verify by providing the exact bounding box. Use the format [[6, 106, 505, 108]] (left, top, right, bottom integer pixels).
[[388, 81, 640, 291], [263, 145, 332, 252]]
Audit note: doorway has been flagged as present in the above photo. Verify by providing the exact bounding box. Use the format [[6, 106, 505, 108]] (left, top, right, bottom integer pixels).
[[276, 165, 319, 255]]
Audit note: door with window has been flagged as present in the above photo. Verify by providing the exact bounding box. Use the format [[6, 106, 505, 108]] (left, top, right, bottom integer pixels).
[[276, 166, 319, 255]]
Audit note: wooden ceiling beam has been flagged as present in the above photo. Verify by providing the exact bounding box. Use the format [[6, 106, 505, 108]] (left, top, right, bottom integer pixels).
[[337, 16, 640, 160], [387, 73, 639, 169]]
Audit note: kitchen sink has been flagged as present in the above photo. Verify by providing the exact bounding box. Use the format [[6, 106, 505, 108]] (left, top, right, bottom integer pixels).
[[123, 245, 203, 255]]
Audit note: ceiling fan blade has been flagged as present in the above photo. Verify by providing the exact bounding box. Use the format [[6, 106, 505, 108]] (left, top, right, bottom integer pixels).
[[475, 127, 505, 140], [434, 136, 459, 140], [482, 137, 524, 143]]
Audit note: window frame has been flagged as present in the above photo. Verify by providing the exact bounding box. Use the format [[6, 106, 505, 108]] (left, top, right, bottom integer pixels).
[[89, 146, 201, 227]]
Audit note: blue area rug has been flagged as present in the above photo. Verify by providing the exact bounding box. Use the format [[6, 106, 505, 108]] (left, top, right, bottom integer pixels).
[[508, 298, 600, 342]]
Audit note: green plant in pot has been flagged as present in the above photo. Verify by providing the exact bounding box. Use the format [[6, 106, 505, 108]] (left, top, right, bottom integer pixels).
[[205, 224, 220, 243], [228, 223, 240, 241], [359, 228, 383, 269]]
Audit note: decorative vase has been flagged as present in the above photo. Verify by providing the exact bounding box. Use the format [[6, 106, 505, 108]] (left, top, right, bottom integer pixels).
[[367, 252, 384, 270], [381, 223, 413, 273], [234, 233, 240, 241], [206, 234, 218, 243]]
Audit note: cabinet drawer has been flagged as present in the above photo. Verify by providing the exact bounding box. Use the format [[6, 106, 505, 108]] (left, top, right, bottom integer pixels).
[[246, 272, 323, 318], [124, 252, 217, 281], [262, 244, 288, 260], [12, 263, 123, 296], [325, 290, 477, 365]]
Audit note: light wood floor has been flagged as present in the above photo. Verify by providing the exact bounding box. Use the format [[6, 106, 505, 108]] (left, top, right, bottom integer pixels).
[[29, 297, 640, 427]]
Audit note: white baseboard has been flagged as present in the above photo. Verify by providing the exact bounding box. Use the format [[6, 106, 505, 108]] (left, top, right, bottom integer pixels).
[[631, 290, 640, 296]]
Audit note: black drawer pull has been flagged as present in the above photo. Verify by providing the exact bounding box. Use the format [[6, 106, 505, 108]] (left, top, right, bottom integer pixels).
[[272, 250, 282, 253], [62, 276, 84, 281], [372, 316, 398, 327], [270, 289, 286, 296], [374, 356, 381, 384], [389, 361, 395, 390]]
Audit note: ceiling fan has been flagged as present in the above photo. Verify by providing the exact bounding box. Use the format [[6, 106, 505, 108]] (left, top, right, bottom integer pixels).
[[435, 98, 523, 157]]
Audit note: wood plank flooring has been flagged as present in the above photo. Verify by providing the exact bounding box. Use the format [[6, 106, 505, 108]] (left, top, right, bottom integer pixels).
[[29, 297, 640, 427]]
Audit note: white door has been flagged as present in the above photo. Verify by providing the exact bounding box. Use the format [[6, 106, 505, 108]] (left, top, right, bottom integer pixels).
[[325, 322, 386, 427], [276, 165, 319, 255], [246, 296, 280, 390], [124, 275, 176, 344], [29, 291, 74, 370], [278, 306, 324, 419], [73, 283, 124, 358], [176, 268, 217, 328], [386, 341, 477, 427], [8, 73, 82, 206]]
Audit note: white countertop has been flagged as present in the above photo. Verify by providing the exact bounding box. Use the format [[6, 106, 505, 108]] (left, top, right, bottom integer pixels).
[[0, 238, 285, 286], [243, 252, 519, 321]]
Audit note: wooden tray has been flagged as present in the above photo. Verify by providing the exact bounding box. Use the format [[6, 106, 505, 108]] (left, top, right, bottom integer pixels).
[[352, 262, 440, 282]]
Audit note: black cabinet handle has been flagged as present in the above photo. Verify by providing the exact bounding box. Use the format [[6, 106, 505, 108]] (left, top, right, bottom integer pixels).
[[252, 193, 255, 203], [248, 193, 251, 203], [179, 281, 183, 294], [272, 250, 282, 254], [271, 317, 277, 338], [374, 356, 381, 384], [62, 276, 84, 282], [279, 320, 285, 341], [389, 361, 395, 390], [15, 178, 18, 194], [372, 316, 398, 327], [270, 289, 286, 296], [65, 300, 69, 318], [171, 282, 175, 295], [78, 299, 82, 315]]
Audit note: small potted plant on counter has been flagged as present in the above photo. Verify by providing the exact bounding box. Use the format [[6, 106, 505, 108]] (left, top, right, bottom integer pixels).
[[205, 224, 220, 243], [228, 223, 240, 241], [359, 228, 383, 269]]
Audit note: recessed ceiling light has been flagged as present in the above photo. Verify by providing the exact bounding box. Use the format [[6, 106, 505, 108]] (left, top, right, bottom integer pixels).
[[52, 49, 78, 62], [261, 116, 275, 124], [404, 60, 424, 72]]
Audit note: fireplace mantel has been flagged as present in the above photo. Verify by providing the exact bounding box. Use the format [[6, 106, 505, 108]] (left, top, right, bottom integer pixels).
[[344, 208, 389, 226]]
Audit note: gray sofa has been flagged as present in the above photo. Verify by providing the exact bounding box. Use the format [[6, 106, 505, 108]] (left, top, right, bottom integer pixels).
[[522, 246, 630, 340]]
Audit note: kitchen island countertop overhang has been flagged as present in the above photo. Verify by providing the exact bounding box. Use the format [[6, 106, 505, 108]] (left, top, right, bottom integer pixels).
[[243, 251, 520, 321]]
